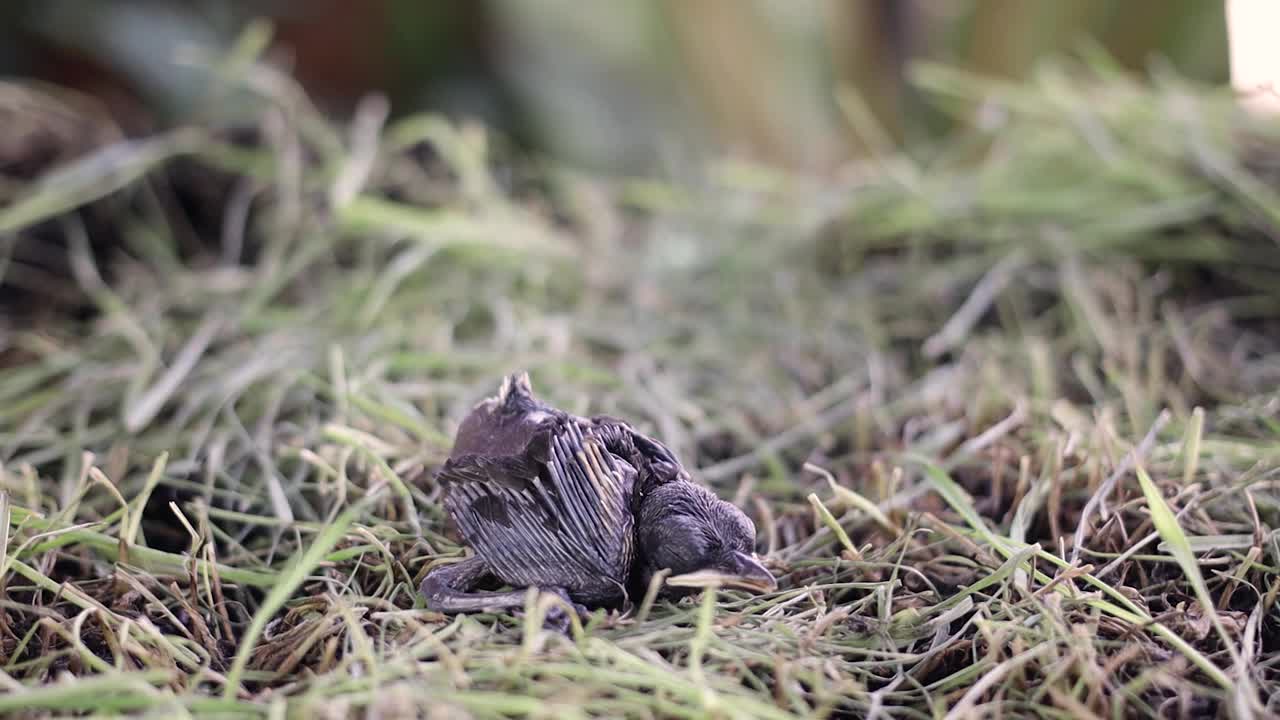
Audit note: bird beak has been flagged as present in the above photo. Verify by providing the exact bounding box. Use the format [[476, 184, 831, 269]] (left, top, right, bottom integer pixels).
[[666, 551, 777, 594]]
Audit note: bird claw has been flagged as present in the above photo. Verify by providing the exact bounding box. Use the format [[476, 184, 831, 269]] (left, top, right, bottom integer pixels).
[[515, 588, 588, 634], [539, 605, 577, 634]]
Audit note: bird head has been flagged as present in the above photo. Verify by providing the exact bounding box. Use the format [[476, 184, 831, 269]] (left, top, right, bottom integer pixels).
[[637, 481, 777, 595]]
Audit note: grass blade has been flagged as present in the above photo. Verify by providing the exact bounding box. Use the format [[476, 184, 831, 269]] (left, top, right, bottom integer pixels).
[[1135, 464, 1246, 692], [222, 501, 365, 698]]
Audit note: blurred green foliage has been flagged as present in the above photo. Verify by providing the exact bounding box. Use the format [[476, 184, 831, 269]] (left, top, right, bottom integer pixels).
[[0, 0, 1230, 173]]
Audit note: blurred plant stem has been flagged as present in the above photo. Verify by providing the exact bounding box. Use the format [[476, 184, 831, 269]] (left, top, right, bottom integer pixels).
[[826, 0, 913, 151], [661, 0, 850, 171]]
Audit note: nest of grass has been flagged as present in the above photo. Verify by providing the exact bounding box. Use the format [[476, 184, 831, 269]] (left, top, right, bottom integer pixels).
[[1, 42, 1279, 719]]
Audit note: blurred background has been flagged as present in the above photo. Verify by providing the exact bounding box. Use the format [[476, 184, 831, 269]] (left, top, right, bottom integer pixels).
[[0, 0, 1230, 176]]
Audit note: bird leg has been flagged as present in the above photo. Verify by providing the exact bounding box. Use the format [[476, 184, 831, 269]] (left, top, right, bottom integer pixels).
[[420, 556, 587, 631], [420, 556, 494, 612]]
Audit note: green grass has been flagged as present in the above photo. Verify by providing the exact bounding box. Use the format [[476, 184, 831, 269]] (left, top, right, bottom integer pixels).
[[2, 41, 1279, 719]]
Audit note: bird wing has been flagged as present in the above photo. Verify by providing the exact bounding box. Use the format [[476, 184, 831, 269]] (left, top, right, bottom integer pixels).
[[439, 418, 636, 594]]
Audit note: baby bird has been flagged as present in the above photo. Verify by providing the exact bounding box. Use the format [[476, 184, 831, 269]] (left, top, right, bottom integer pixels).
[[420, 372, 775, 625]]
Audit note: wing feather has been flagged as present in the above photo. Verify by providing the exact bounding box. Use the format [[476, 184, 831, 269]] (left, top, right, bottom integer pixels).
[[439, 417, 636, 597], [547, 432, 599, 559]]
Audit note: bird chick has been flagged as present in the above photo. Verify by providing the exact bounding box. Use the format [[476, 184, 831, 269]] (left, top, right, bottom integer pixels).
[[420, 372, 775, 626]]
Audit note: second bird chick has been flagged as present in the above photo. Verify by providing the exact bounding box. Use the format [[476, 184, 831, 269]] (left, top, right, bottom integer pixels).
[[420, 372, 775, 626]]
